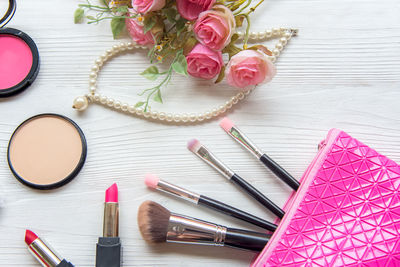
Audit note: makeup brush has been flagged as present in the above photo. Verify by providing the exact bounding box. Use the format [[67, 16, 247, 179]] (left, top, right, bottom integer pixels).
[[187, 139, 285, 219], [145, 174, 277, 231], [219, 117, 299, 191], [138, 201, 271, 252]]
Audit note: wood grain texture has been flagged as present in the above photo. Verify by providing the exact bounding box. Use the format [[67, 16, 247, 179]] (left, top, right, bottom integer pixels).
[[0, 0, 399, 266]]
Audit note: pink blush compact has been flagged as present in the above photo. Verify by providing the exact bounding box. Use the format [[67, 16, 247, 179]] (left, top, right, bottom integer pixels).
[[0, 34, 33, 89], [0, 28, 39, 97]]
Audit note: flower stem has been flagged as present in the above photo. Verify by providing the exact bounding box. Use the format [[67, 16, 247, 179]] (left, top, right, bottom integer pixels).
[[243, 14, 250, 49], [234, 0, 252, 15], [246, 0, 264, 15]]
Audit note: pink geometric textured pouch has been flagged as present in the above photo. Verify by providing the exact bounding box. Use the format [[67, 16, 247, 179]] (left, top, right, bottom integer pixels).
[[252, 129, 400, 266]]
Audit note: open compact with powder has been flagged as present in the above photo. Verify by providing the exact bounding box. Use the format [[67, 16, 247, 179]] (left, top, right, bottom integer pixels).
[[0, 0, 40, 98], [7, 114, 87, 189]]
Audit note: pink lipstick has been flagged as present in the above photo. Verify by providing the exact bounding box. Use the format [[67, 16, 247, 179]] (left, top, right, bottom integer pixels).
[[24, 229, 74, 267], [96, 183, 121, 267]]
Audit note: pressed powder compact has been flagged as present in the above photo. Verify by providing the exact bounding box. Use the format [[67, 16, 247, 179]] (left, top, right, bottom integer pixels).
[[0, 0, 40, 97], [7, 114, 87, 189]]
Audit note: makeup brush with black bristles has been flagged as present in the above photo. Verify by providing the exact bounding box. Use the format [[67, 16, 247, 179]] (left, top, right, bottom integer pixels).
[[138, 201, 271, 252]]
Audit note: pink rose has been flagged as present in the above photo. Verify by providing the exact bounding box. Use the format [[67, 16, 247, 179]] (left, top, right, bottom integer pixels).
[[193, 5, 235, 51], [125, 17, 154, 45], [176, 0, 216, 21], [225, 50, 276, 90], [186, 43, 223, 80], [132, 0, 165, 13]]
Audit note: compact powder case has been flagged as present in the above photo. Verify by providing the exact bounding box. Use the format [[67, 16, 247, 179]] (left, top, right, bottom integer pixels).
[[0, 0, 40, 97], [7, 114, 87, 190]]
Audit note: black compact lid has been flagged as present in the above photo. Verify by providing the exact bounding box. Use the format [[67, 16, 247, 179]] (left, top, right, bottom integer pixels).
[[0, 0, 40, 98]]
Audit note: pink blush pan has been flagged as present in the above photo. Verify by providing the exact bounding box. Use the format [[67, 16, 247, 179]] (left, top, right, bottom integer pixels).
[[0, 35, 33, 89], [0, 28, 39, 97]]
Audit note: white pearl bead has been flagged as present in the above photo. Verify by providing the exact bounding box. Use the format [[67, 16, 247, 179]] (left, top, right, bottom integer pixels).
[[89, 72, 97, 79], [272, 49, 280, 56], [265, 30, 272, 38], [212, 108, 218, 116], [121, 103, 128, 111], [90, 86, 97, 93], [197, 113, 204, 121], [91, 65, 99, 72], [258, 31, 267, 39], [269, 56, 276, 63], [272, 28, 279, 36], [226, 101, 233, 109], [89, 79, 96, 86], [189, 113, 197, 122], [107, 98, 114, 107], [95, 59, 103, 66], [173, 114, 181, 122], [93, 93, 100, 101], [249, 32, 257, 39], [114, 101, 121, 109], [280, 37, 288, 45], [106, 49, 113, 55], [276, 43, 284, 51], [143, 112, 151, 118], [238, 93, 245, 100], [158, 112, 166, 120], [219, 105, 226, 113], [232, 96, 239, 104], [136, 109, 143, 116], [128, 105, 136, 113], [151, 111, 158, 119], [73, 96, 89, 111], [181, 113, 189, 122], [284, 32, 292, 39], [166, 113, 173, 122], [100, 96, 107, 104]]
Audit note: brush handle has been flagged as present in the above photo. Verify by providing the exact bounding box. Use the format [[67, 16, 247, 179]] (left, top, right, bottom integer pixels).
[[57, 260, 75, 267], [198, 195, 277, 232], [225, 228, 270, 252], [230, 174, 285, 218], [260, 154, 299, 191]]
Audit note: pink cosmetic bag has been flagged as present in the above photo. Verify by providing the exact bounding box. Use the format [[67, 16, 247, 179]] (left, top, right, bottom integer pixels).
[[252, 129, 400, 266]]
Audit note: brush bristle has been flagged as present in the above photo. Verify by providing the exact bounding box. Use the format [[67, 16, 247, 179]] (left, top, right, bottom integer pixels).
[[145, 174, 159, 189], [138, 201, 171, 243], [187, 139, 201, 153], [220, 117, 234, 132]]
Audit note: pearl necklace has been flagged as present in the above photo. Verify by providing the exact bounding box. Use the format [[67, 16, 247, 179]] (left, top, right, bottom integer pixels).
[[73, 28, 297, 123]]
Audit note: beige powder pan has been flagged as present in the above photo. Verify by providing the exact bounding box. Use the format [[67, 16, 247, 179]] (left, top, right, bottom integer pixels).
[[7, 114, 87, 189]]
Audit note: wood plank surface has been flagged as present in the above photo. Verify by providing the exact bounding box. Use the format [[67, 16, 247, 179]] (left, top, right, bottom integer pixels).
[[0, 0, 399, 266]]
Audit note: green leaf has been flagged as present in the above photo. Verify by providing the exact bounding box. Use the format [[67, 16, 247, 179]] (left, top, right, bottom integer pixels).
[[172, 53, 188, 76], [163, 8, 177, 23], [141, 66, 160, 81], [115, 5, 129, 13], [176, 17, 186, 36], [74, 8, 85, 24], [135, 101, 145, 108], [110, 17, 125, 39], [143, 16, 157, 34], [215, 66, 226, 84], [234, 15, 245, 27], [153, 90, 163, 103]]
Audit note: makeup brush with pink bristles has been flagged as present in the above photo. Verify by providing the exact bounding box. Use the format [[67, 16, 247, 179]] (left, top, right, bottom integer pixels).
[[145, 174, 277, 231], [187, 139, 285, 219], [220, 117, 299, 191]]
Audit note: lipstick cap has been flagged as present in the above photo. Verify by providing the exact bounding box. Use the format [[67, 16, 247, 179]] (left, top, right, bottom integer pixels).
[[96, 237, 121, 267]]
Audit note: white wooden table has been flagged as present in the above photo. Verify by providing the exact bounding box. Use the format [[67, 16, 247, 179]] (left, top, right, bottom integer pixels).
[[0, 0, 399, 266]]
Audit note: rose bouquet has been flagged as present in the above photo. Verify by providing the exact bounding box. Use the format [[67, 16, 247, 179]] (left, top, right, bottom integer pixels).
[[75, 0, 288, 111]]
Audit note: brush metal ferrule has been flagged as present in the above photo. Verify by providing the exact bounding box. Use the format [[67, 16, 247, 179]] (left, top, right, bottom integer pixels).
[[28, 238, 62, 267], [157, 180, 200, 204], [228, 126, 263, 158], [167, 213, 227, 246], [196, 146, 234, 179], [103, 202, 119, 237]]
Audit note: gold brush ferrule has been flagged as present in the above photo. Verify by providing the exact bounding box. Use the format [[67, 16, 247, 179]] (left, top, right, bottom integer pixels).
[[103, 203, 119, 237], [228, 126, 263, 158], [157, 180, 200, 204], [196, 146, 235, 179], [29, 238, 62, 267], [167, 213, 227, 246]]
